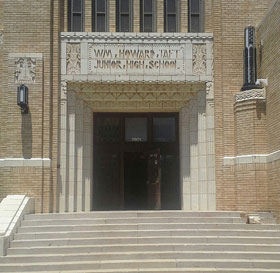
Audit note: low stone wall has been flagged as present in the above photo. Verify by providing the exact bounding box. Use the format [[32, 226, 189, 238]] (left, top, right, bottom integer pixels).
[[0, 195, 34, 256]]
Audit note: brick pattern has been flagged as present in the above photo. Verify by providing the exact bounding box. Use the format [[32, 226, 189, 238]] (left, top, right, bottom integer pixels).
[[258, 0, 280, 221], [210, 0, 274, 211], [0, 0, 279, 216], [0, 0, 60, 213]]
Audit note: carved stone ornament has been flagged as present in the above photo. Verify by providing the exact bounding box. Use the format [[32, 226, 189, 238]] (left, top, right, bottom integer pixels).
[[235, 89, 266, 103], [69, 83, 198, 111], [66, 43, 81, 74], [0, 32, 3, 45], [193, 44, 207, 75], [15, 57, 36, 83]]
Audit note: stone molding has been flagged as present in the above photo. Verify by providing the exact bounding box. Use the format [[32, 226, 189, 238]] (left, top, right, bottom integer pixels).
[[61, 32, 213, 84], [223, 149, 280, 166], [0, 158, 51, 168], [235, 88, 266, 103], [61, 32, 214, 42], [67, 82, 204, 111]]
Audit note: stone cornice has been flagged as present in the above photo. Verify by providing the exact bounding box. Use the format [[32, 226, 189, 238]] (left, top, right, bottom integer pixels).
[[61, 32, 213, 43], [235, 89, 266, 103]]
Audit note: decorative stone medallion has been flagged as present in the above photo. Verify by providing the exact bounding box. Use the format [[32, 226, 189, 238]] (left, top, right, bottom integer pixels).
[[193, 44, 207, 75], [15, 57, 36, 83], [66, 43, 81, 74]]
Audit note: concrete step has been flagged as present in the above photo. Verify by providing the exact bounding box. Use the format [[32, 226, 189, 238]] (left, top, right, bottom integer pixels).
[[1, 259, 280, 272], [17, 223, 280, 233], [16, 269, 280, 273], [20, 217, 246, 227], [14, 229, 280, 240], [7, 243, 280, 256], [1, 251, 280, 264], [24, 211, 244, 220], [10, 236, 280, 248]]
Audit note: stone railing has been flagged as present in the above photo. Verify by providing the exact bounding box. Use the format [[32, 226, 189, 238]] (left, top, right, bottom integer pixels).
[[60, 32, 213, 83], [0, 195, 34, 256]]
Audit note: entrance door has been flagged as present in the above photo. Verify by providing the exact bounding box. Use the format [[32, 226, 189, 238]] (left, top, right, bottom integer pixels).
[[124, 152, 147, 210], [147, 149, 161, 209], [93, 113, 180, 211]]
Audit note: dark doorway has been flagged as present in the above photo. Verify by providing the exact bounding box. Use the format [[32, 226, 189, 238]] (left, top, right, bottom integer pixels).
[[124, 152, 147, 210], [93, 113, 180, 211]]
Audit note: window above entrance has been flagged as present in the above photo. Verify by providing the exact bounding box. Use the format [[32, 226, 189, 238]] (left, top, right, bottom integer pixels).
[[125, 118, 148, 142]]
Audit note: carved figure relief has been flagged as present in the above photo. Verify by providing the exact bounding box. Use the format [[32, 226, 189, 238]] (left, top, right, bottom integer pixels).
[[193, 44, 206, 75], [15, 58, 36, 83], [67, 44, 81, 74]]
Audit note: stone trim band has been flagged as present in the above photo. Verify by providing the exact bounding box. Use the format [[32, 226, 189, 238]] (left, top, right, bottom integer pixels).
[[0, 158, 51, 168], [223, 150, 280, 166]]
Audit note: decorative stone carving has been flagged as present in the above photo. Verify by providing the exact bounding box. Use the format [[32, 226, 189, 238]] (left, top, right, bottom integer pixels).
[[84, 105, 92, 123], [0, 32, 3, 45], [15, 57, 36, 83], [235, 89, 266, 103], [66, 44, 81, 74], [193, 44, 207, 75]]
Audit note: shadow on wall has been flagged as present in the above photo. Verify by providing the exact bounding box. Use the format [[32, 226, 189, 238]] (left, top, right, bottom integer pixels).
[[21, 111, 32, 159]]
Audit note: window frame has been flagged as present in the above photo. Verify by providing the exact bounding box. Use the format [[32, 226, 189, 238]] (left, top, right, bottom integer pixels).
[[140, 0, 157, 32], [116, 0, 134, 32], [188, 0, 205, 33], [92, 0, 109, 32], [68, 0, 85, 32], [164, 0, 180, 32]]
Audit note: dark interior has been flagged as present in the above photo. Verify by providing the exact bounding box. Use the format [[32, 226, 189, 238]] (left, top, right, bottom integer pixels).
[[93, 112, 180, 211]]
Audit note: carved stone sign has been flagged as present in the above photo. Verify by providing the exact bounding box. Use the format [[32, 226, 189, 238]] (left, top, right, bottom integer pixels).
[[89, 44, 185, 76], [61, 33, 213, 82]]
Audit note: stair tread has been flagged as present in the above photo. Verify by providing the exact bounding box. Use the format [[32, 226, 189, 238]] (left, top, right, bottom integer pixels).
[[3, 250, 280, 257]]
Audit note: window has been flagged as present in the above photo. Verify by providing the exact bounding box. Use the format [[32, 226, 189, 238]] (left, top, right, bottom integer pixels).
[[140, 0, 156, 32], [153, 117, 176, 142], [188, 0, 204, 32], [93, 0, 109, 32], [125, 118, 148, 142], [164, 0, 180, 32], [68, 0, 84, 32], [116, 0, 133, 32]]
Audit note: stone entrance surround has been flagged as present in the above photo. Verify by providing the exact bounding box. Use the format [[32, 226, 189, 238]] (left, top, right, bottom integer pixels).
[[59, 32, 215, 212]]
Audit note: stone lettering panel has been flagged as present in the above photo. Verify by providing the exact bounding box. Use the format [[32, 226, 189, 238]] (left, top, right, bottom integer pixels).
[[88, 44, 185, 76]]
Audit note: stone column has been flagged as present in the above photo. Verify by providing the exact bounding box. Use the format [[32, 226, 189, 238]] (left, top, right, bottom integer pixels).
[[59, 82, 68, 212], [83, 106, 93, 211], [180, 82, 216, 211], [67, 91, 76, 212], [76, 98, 84, 211]]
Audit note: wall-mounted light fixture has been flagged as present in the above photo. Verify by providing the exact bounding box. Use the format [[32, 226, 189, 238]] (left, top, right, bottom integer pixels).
[[17, 84, 29, 114]]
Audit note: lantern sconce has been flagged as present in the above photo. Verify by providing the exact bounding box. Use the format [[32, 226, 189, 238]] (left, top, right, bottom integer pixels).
[[17, 84, 29, 114]]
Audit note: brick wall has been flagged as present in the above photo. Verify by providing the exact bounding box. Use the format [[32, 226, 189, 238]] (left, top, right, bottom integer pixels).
[[258, 0, 280, 221], [0, 0, 278, 214], [210, 0, 274, 211], [0, 0, 60, 213]]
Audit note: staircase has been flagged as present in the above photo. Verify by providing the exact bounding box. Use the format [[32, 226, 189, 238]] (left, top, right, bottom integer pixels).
[[1, 211, 280, 272]]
